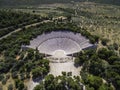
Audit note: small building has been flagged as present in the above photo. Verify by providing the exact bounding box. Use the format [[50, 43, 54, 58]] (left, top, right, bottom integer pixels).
[[52, 16, 67, 21]]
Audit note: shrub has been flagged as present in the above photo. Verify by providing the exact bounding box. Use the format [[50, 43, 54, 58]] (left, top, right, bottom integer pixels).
[[101, 38, 109, 46], [8, 84, 13, 90]]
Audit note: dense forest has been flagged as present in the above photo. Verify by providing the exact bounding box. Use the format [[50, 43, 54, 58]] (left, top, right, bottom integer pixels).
[[75, 48, 120, 90], [0, 10, 43, 37], [0, 0, 120, 7], [0, 3, 120, 89], [0, 10, 39, 28], [0, 18, 119, 89], [0, 19, 102, 90]]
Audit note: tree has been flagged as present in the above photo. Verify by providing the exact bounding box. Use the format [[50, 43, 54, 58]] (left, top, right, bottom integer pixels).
[[18, 81, 25, 90], [15, 79, 25, 90], [32, 67, 43, 78], [0, 74, 4, 81], [62, 72, 66, 76], [11, 72, 18, 79], [98, 48, 115, 60], [34, 84, 44, 90], [108, 56, 120, 64], [101, 38, 109, 46], [67, 15, 72, 22], [93, 35, 99, 43], [8, 84, 13, 90], [98, 84, 113, 90], [74, 57, 80, 66], [44, 74, 54, 86], [86, 75, 103, 90], [89, 60, 105, 76], [113, 43, 119, 50], [115, 79, 120, 89]]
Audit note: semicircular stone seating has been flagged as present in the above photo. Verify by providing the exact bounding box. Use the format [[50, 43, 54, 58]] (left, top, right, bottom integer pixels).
[[27, 31, 93, 56]]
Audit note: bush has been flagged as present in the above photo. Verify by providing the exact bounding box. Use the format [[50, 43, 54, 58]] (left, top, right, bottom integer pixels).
[[101, 38, 109, 46], [15, 79, 25, 90], [26, 72, 30, 79], [113, 43, 119, 50], [62, 72, 66, 76], [67, 72, 72, 76], [74, 57, 80, 66], [34, 85, 42, 90], [2, 78, 7, 85], [20, 73, 25, 80], [8, 84, 13, 90], [98, 48, 115, 60], [12, 72, 18, 79], [108, 56, 120, 64], [0, 74, 4, 81], [107, 44, 114, 50], [85, 75, 103, 90]]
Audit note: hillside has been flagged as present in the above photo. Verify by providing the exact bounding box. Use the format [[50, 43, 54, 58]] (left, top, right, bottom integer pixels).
[[0, 0, 120, 7], [0, 1, 120, 90]]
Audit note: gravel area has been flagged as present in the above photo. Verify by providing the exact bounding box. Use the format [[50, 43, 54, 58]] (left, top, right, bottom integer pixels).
[[49, 60, 82, 77]]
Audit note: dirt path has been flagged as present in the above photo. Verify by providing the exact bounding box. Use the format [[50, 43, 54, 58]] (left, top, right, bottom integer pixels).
[[0, 20, 51, 40]]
